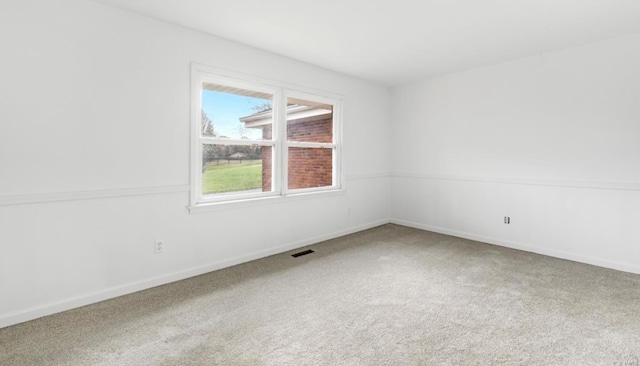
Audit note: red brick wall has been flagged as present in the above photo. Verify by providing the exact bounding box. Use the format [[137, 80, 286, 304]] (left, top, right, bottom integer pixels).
[[261, 146, 273, 191], [260, 115, 333, 191], [287, 147, 332, 189], [287, 118, 333, 143]]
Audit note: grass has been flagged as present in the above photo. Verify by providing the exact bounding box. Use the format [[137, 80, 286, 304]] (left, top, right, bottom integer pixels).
[[202, 160, 262, 195]]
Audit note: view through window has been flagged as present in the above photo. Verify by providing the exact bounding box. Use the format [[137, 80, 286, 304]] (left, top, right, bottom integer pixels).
[[200, 83, 274, 197], [193, 68, 341, 206]]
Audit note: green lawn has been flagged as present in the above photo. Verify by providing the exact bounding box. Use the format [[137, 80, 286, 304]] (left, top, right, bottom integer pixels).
[[202, 160, 262, 194]]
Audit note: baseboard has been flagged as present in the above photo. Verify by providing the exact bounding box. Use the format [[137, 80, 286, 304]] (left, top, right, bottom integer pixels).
[[390, 218, 640, 275], [0, 219, 390, 329]]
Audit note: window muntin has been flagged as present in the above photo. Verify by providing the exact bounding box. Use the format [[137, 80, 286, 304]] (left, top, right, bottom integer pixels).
[[192, 67, 341, 207]]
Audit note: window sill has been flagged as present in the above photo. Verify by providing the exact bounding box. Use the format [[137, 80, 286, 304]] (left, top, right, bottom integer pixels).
[[187, 188, 345, 214]]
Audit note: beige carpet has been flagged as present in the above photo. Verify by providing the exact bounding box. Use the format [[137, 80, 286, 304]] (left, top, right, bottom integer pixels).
[[1, 224, 640, 365]]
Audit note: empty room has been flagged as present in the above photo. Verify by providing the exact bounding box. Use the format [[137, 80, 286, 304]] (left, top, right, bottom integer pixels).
[[1, 0, 640, 364]]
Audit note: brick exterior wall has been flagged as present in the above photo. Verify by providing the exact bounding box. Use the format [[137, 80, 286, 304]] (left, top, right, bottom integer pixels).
[[261, 146, 273, 191], [260, 115, 333, 191], [287, 147, 332, 189]]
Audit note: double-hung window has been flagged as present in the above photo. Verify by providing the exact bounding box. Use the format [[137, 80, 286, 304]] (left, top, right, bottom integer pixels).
[[190, 64, 342, 210]]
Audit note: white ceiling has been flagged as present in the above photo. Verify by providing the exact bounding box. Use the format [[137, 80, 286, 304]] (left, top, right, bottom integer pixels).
[[94, 0, 640, 86]]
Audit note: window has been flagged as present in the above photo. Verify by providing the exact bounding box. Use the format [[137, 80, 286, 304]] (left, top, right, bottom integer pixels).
[[190, 65, 342, 209]]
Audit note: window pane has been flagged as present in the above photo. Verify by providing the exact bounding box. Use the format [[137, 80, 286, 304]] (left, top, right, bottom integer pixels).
[[202, 144, 272, 195], [288, 147, 333, 189], [286, 97, 333, 143], [201, 83, 273, 140]]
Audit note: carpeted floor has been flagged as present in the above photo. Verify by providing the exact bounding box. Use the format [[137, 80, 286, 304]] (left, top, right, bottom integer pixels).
[[1, 224, 640, 365]]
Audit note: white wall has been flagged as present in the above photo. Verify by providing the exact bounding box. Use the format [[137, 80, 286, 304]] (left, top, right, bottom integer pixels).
[[391, 33, 640, 274], [0, 0, 391, 327], [5, 0, 639, 331]]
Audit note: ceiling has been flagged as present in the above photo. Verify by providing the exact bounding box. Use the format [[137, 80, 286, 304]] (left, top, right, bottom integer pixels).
[[94, 0, 640, 86]]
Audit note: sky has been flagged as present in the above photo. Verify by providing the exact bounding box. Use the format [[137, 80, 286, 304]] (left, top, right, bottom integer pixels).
[[201, 89, 267, 140]]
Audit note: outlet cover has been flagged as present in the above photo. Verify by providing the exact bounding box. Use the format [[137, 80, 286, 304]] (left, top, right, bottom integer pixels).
[[154, 240, 164, 254]]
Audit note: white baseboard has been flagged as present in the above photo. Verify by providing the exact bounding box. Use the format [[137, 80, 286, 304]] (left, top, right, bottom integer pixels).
[[0, 219, 389, 329], [10, 217, 634, 329], [390, 218, 640, 275]]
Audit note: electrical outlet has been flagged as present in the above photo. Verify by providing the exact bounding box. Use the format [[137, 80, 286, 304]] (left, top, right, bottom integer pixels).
[[154, 240, 164, 254], [504, 216, 511, 224]]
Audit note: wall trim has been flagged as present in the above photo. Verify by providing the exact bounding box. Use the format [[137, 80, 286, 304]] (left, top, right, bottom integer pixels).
[[0, 172, 390, 208], [347, 172, 390, 180], [0, 185, 191, 207], [390, 218, 640, 276], [0, 219, 390, 329], [391, 172, 640, 191]]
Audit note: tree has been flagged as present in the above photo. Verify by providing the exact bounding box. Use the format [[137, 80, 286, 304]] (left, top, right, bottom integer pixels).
[[201, 110, 215, 137], [250, 101, 272, 113], [235, 125, 251, 139], [201, 110, 217, 172]]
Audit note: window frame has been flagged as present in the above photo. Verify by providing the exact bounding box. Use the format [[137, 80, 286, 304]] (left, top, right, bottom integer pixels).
[[284, 90, 341, 195], [189, 63, 343, 212]]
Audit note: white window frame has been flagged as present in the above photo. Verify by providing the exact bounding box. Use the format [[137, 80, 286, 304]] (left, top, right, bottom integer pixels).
[[189, 63, 343, 212], [283, 90, 341, 195]]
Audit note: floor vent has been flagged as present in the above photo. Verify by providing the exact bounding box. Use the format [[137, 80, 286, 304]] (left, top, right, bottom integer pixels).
[[291, 249, 315, 258]]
